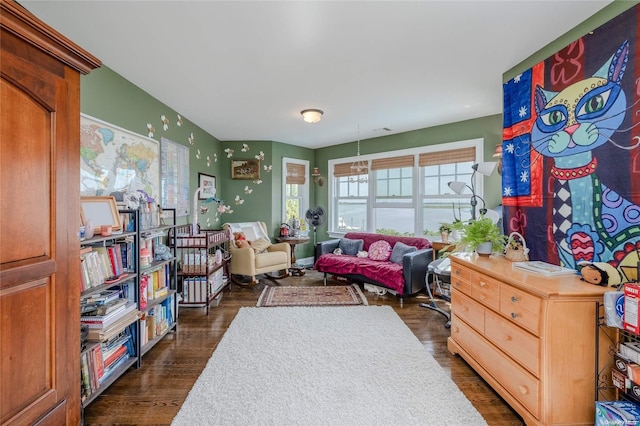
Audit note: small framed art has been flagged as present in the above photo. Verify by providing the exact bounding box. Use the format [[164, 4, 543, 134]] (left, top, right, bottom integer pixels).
[[231, 159, 260, 180], [198, 172, 216, 199], [80, 196, 122, 231]]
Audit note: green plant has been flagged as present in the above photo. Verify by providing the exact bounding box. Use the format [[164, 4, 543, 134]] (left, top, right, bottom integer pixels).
[[438, 223, 451, 233], [450, 219, 465, 231], [456, 217, 506, 253]]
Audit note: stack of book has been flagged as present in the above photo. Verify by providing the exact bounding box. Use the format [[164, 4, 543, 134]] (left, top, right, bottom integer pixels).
[[80, 242, 134, 291], [81, 293, 140, 342], [80, 326, 136, 401]]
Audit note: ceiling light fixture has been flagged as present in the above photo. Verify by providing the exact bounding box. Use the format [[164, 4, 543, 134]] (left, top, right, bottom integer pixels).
[[301, 109, 323, 123]]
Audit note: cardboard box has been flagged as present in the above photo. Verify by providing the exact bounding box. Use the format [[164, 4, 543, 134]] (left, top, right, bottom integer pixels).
[[629, 380, 640, 406], [624, 283, 640, 334], [622, 342, 640, 365], [612, 368, 629, 391], [595, 401, 640, 425], [631, 365, 640, 384], [616, 352, 636, 375]]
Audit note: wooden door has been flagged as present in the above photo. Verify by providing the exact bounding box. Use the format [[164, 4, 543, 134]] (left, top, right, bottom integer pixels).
[[0, 2, 100, 424]]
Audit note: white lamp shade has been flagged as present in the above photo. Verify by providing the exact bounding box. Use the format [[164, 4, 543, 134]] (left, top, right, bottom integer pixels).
[[301, 109, 323, 123], [473, 161, 497, 176], [448, 181, 467, 195], [483, 209, 500, 224]]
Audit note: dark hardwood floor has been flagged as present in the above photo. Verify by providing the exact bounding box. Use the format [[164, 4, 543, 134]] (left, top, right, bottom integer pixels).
[[82, 270, 524, 425]]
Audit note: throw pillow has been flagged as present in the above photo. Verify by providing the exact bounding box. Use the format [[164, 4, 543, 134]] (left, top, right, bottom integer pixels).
[[338, 238, 364, 256], [389, 241, 417, 263], [250, 237, 272, 254], [368, 240, 392, 261]]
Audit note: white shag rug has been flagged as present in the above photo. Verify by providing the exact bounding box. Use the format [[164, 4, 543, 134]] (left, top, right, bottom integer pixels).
[[172, 306, 487, 426]]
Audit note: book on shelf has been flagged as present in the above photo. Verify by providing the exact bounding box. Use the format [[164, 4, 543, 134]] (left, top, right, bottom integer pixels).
[[511, 261, 577, 276], [81, 289, 121, 305], [93, 298, 128, 316], [103, 344, 128, 368], [86, 310, 140, 341], [101, 332, 130, 359], [99, 352, 131, 385], [80, 351, 92, 400], [81, 301, 137, 329], [90, 345, 104, 388]]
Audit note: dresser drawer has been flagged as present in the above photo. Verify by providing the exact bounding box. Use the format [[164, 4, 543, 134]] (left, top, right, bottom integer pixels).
[[450, 263, 471, 282], [450, 263, 471, 295], [451, 276, 471, 296], [451, 316, 540, 419], [485, 309, 540, 377], [500, 285, 541, 335], [451, 290, 484, 334], [471, 272, 500, 310]]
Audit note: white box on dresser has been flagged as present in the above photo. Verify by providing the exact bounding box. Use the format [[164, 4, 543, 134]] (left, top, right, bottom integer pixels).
[[447, 253, 612, 426]]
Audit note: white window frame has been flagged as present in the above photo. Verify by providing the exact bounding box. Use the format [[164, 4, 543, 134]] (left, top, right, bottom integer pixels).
[[327, 138, 484, 238], [281, 157, 310, 224]]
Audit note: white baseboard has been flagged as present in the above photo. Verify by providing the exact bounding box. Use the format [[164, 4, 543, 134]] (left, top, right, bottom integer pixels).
[[296, 256, 314, 268]]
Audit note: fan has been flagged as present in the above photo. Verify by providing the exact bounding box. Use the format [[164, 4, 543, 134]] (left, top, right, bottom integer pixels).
[[305, 206, 326, 244]]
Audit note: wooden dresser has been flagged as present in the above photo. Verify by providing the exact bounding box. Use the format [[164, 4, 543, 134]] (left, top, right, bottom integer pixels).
[[448, 254, 611, 425]]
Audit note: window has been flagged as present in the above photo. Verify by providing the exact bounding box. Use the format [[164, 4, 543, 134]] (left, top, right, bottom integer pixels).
[[420, 146, 476, 234], [333, 162, 368, 231], [282, 158, 309, 226], [328, 140, 483, 237]]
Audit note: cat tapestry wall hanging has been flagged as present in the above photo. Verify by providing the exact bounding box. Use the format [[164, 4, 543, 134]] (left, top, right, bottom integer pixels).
[[501, 4, 640, 281]]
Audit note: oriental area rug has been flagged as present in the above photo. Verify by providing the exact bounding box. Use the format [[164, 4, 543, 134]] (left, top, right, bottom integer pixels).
[[256, 284, 368, 307], [171, 306, 487, 426]]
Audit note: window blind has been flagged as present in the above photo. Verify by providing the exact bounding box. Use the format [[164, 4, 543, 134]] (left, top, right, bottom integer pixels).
[[333, 162, 369, 178], [286, 163, 306, 184], [371, 155, 414, 170], [418, 147, 475, 167]]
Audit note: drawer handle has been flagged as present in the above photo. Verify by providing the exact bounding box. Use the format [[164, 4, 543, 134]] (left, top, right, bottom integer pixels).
[[479, 294, 486, 300], [504, 335, 512, 341], [455, 269, 462, 276], [455, 281, 462, 287], [518, 385, 529, 395], [479, 281, 486, 287], [511, 312, 519, 319], [511, 296, 518, 303]]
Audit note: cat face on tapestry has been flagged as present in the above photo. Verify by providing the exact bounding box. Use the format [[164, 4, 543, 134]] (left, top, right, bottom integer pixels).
[[521, 40, 640, 275], [531, 41, 629, 159]]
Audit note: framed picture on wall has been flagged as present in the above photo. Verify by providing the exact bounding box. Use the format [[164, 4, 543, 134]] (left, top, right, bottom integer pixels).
[[231, 159, 260, 180], [198, 172, 216, 199]]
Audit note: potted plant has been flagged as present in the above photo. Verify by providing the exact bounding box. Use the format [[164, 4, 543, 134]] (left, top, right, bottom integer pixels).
[[438, 223, 451, 243], [457, 216, 506, 256]]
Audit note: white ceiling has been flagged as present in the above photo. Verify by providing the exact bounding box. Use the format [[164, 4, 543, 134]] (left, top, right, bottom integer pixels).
[[20, 0, 612, 149]]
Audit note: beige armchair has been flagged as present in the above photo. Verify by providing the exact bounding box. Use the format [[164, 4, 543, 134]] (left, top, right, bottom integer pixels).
[[223, 221, 291, 285]]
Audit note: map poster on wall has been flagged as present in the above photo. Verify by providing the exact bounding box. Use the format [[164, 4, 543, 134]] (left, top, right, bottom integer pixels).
[[160, 137, 190, 217], [80, 114, 160, 202]]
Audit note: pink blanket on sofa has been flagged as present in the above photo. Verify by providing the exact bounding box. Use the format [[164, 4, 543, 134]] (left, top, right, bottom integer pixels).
[[315, 254, 405, 292], [314, 233, 431, 294]]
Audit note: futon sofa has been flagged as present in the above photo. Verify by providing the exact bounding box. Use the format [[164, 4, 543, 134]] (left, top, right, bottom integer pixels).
[[314, 232, 433, 301]]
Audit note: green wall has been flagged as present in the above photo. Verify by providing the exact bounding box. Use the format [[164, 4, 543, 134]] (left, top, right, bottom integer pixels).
[[216, 140, 315, 257], [81, 66, 222, 228]]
